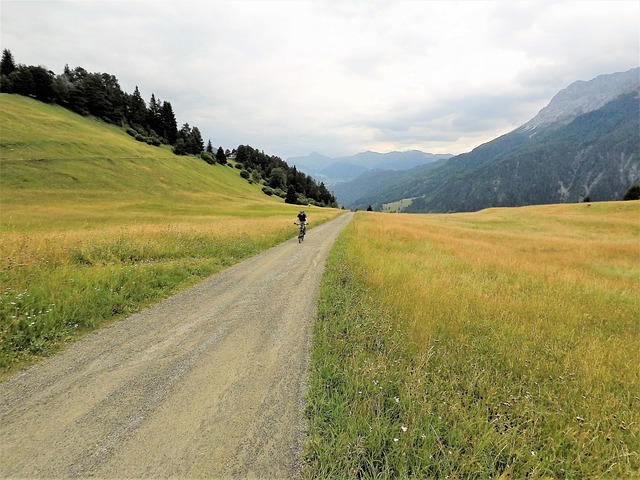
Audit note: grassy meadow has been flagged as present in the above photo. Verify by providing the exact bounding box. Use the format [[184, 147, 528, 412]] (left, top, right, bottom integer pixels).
[[0, 94, 340, 375], [305, 202, 639, 478]]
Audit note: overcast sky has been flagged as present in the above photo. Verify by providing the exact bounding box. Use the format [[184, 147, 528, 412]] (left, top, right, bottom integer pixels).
[[2, 0, 639, 160]]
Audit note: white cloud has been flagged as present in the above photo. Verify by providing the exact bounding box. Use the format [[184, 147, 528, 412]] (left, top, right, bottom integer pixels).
[[2, 0, 638, 160]]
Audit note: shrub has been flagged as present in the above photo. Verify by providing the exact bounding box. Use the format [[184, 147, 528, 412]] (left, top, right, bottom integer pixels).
[[623, 183, 640, 201], [201, 152, 215, 165]]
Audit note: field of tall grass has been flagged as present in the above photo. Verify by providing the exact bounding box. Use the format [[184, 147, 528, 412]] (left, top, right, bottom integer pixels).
[[0, 94, 340, 375], [305, 202, 639, 478]]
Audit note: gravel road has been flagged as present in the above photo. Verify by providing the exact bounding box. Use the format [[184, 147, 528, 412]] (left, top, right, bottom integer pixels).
[[0, 212, 353, 479]]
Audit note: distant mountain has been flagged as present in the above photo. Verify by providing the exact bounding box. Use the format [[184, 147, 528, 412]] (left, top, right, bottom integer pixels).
[[287, 151, 333, 173], [330, 158, 447, 208], [520, 68, 640, 132], [318, 162, 369, 184], [343, 67, 640, 212], [288, 150, 452, 185]]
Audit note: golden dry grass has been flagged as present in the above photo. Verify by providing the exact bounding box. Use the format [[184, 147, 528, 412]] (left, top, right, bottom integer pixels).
[[306, 201, 639, 478]]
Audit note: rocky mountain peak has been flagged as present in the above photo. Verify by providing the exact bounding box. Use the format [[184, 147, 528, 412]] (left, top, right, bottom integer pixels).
[[519, 67, 639, 133]]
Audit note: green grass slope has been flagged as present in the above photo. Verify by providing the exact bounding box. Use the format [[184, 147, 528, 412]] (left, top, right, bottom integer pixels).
[[0, 94, 340, 374], [0, 94, 289, 227]]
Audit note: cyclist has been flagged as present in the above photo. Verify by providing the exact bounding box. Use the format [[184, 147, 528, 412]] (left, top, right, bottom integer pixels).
[[296, 210, 308, 239]]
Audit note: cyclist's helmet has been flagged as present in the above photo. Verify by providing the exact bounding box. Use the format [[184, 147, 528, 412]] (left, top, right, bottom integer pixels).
[[300, 210, 305, 214]]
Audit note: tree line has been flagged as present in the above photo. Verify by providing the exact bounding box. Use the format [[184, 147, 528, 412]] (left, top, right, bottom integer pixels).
[[0, 49, 337, 207], [234, 145, 335, 206]]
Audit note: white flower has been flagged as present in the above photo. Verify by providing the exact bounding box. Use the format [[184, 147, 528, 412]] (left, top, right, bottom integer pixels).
[[401, 426, 407, 432], [393, 438, 399, 442], [394, 397, 400, 403]]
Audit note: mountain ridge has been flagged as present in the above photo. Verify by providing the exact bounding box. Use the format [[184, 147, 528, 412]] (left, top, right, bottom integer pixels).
[[519, 68, 640, 133], [288, 150, 453, 186], [337, 67, 640, 212]]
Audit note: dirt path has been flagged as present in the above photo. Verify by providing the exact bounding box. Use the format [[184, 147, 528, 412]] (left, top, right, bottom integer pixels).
[[0, 212, 353, 479]]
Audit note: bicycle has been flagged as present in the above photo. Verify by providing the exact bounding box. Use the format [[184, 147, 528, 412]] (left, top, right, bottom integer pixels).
[[294, 222, 308, 243]]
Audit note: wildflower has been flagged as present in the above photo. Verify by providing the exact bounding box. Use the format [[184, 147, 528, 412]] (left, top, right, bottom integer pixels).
[[394, 396, 399, 403], [401, 426, 407, 432], [393, 438, 399, 442]]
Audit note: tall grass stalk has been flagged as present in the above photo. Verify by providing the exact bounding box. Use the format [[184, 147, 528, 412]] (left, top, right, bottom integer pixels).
[[305, 202, 639, 478]]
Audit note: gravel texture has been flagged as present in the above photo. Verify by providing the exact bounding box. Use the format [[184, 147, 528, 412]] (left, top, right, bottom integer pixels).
[[0, 212, 353, 479]]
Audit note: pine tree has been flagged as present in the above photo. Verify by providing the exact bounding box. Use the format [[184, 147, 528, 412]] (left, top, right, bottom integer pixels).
[[0, 49, 16, 75], [160, 101, 178, 144], [83, 73, 111, 118], [147, 94, 162, 135], [190, 127, 204, 154], [216, 146, 227, 165], [285, 185, 298, 204], [128, 86, 147, 127], [100, 73, 125, 124], [175, 123, 192, 154]]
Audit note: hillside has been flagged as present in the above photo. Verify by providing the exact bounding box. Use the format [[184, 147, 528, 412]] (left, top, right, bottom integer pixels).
[[342, 68, 640, 212], [0, 50, 336, 208], [0, 94, 290, 225]]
